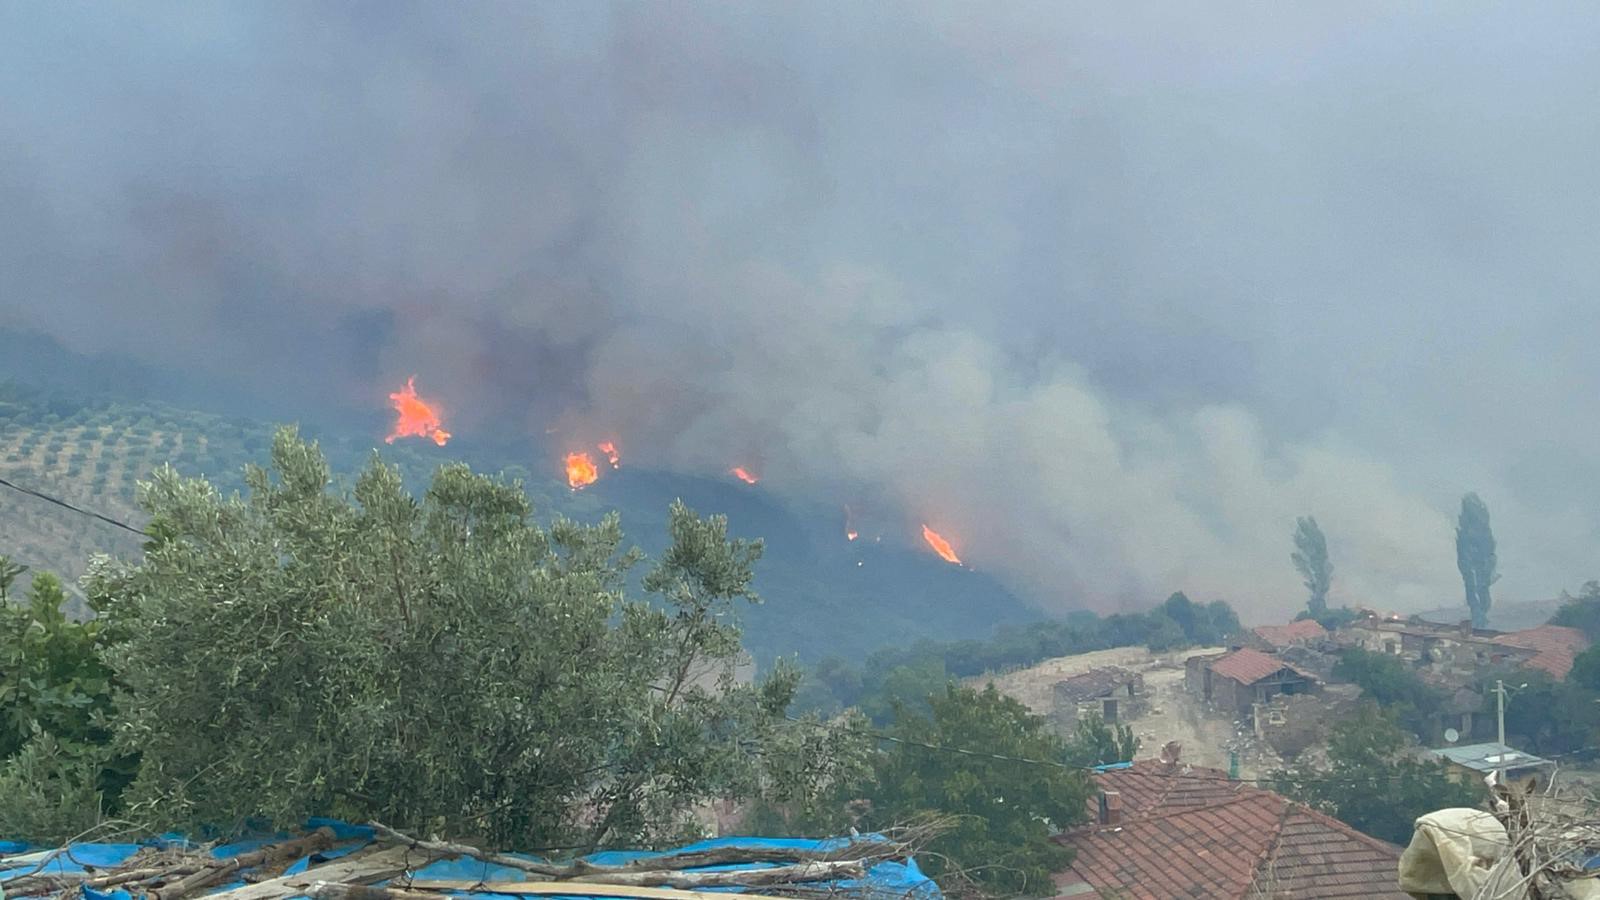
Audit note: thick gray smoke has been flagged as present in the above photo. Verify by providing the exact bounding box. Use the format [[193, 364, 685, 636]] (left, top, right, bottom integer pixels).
[[5, 2, 1600, 621]]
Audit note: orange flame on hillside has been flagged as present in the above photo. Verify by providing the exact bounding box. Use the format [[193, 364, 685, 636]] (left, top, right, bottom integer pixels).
[[597, 441, 620, 468], [921, 525, 961, 565], [566, 452, 599, 490], [730, 466, 759, 485], [386, 377, 451, 446]]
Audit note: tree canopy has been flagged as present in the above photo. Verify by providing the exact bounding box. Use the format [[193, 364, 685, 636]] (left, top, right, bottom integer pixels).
[[84, 427, 865, 848], [1273, 704, 1481, 845], [1291, 516, 1333, 618], [852, 684, 1090, 896], [1456, 493, 1498, 629]]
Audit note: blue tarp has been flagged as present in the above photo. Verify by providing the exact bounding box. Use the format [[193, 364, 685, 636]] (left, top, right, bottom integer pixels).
[[0, 821, 938, 900]]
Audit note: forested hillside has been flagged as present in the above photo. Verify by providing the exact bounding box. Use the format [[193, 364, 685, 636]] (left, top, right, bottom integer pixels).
[[0, 378, 1037, 661]]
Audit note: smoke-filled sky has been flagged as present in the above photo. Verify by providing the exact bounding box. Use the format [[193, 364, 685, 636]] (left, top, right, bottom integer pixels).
[[5, 2, 1600, 622]]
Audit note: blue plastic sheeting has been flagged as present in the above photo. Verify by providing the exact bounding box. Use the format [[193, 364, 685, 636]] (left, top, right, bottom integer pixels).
[[1, 821, 939, 900]]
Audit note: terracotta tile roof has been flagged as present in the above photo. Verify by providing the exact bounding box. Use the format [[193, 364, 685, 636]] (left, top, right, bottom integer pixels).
[[1251, 618, 1327, 649], [1495, 624, 1590, 679], [1208, 648, 1316, 686], [1057, 760, 1408, 899]]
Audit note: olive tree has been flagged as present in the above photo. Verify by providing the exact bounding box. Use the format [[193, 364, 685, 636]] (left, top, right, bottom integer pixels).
[[88, 427, 867, 848]]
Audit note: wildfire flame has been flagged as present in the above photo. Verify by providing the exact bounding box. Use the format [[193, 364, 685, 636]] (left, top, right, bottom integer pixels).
[[730, 466, 759, 485], [565, 452, 599, 490], [386, 377, 451, 446], [921, 524, 961, 565], [597, 441, 620, 468]]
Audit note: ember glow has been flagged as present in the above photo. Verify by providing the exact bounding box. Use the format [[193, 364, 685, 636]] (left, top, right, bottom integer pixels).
[[730, 466, 759, 485], [921, 525, 961, 565], [565, 452, 599, 490], [597, 441, 620, 468], [385, 377, 451, 446]]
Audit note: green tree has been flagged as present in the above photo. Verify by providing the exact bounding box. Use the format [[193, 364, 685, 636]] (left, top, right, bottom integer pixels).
[[88, 427, 866, 849], [0, 571, 130, 839], [1550, 581, 1600, 642], [1332, 648, 1444, 741], [1273, 704, 1481, 844], [1061, 711, 1140, 767], [0, 555, 27, 602], [1291, 516, 1333, 618], [858, 684, 1090, 896], [1456, 493, 1498, 629]]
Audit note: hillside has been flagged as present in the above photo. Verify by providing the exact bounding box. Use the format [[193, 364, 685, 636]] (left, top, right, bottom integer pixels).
[[0, 378, 1039, 662]]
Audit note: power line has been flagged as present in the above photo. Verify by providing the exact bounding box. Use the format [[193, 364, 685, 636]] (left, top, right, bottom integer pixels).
[[0, 474, 150, 537]]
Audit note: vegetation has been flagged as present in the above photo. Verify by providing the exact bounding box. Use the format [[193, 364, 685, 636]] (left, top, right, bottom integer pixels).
[[1273, 704, 1481, 845], [850, 685, 1090, 896], [81, 428, 865, 848], [1456, 492, 1498, 629], [1060, 712, 1140, 768], [1332, 648, 1444, 742], [0, 571, 131, 837], [1550, 581, 1600, 641], [1291, 516, 1333, 618]]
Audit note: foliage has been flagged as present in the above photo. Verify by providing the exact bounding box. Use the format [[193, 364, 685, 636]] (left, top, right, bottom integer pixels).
[[1291, 516, 1333, 618], [1332, 648, 1444, 741], [0, 554, 25, 602], [1550, 581, 1600, 642], [1296, 605, 1361, 631], [1273, 704, 1481, 845], [0, 734, 106, 840], [1456, 493, 1498, 629], [0, 571, 131, 840], [88, 427, 866, 849], [1486, 670, 1600, 757], [1060, 712, 1140, 768], [856, 685, 1090, 896]]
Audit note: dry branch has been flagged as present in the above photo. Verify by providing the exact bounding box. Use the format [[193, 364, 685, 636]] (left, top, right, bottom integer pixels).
[[154, 827, 337, 900], [369, 822, 904, 881]]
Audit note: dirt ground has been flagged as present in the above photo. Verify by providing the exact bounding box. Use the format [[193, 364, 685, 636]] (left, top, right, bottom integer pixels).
[[970, 645, 1284, 778]]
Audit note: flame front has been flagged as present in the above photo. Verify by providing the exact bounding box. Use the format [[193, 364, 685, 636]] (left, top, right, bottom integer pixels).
[[566, 452, 599, 490], [597, 441, 620, 468], [730, 466, 759, 485], [386, 377, 451, 446], [921, 524, 961, 565]]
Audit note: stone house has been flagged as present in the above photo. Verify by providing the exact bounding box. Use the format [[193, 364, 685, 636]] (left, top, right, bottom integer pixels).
[[1188, 648, 1319, 720], [1052, 666, 1145, 727]]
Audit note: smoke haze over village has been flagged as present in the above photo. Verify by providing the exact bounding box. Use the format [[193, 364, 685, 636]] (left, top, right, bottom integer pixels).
[[5, 2, 1600, 622]]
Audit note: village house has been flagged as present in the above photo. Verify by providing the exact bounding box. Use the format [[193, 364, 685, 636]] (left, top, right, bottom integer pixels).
[[1240, 617, 1328, 653], [1051, 666, 1145, 728], [1186, 647, 1319, 720], [1054, 755, 1408, 898], [1427, 741, 1555, 792], [1343, 617, 1589, 680]]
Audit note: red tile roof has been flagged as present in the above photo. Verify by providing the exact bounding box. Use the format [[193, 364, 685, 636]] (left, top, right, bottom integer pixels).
[[1056, 760, 1407, 899], [1209, 647, 1315, 686], [1496, 624, 1590, 679], [1252, 618, 1328, 649]]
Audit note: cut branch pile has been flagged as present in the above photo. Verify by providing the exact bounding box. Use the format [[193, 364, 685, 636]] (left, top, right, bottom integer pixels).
[[2, 819, 945, 900]]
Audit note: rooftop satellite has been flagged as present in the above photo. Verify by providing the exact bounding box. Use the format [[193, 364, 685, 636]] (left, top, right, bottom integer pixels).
[[1444, 727, 1461, 744]]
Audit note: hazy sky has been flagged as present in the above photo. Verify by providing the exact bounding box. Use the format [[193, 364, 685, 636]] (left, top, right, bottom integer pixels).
[[4, 2, 1599, 621]]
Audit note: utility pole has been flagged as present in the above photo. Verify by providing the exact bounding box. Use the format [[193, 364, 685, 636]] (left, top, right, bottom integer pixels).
[[1495, 679, 1507, 785]]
